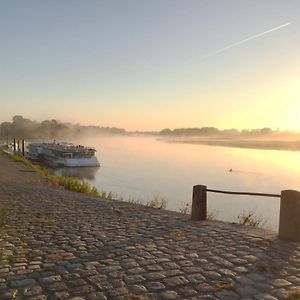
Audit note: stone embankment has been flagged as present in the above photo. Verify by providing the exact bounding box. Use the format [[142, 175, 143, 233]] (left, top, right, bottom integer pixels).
[[0, 152, 299, 300]]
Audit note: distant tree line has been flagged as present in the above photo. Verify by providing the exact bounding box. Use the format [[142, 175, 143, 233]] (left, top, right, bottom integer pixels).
[[0, 115, 280, 142], [0, 116, 126, 141], [159, 127, 276, 138]]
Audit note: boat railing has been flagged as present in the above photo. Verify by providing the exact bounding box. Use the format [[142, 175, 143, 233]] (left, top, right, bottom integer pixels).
[[39, 143, 96, 152], [191, 184, 300, 242]]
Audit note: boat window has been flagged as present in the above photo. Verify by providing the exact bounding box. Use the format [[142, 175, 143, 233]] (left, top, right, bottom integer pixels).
[[63, 153, 73, 159]]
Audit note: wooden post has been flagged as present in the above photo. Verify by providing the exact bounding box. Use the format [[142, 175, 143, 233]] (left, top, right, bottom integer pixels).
[[13, 138, 16, 152], [279, 190, 300, 242], [22, 140, 25, 156], [191, 185, 207, 221], [17, 140, 20, 152]]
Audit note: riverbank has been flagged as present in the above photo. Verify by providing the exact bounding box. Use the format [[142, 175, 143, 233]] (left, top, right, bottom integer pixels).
[[0, 151, 299, 299], [163, 138, 300, 152]]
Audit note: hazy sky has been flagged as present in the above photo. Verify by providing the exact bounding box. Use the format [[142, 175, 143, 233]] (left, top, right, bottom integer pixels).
[[1, 0, 299, 131]]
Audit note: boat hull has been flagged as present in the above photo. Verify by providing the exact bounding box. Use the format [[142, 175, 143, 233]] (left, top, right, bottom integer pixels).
[[28, 142, 100, 168], [43, 155, 100, 167]]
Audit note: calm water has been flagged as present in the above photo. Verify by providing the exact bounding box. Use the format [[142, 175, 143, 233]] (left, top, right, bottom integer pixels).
[[54, 135, 300, 230]]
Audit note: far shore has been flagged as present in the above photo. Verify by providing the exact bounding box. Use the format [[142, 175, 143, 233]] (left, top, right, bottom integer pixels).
[[161, 138, 300, 151]]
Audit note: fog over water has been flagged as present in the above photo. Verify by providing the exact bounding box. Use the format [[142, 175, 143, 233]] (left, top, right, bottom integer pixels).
[[53, 135, 300, 231]]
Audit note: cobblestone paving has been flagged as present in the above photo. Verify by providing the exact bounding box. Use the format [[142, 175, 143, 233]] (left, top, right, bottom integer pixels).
[[0, 153, 299, 300]]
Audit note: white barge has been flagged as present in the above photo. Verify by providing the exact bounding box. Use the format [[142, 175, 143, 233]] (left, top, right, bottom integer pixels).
[[28, 141, 100, 167]]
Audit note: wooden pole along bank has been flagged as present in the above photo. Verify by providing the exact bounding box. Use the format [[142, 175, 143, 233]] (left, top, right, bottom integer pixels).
[[12, 138, 25, 156], [191, 185, 300, 242], [191, 185, 207, 221], [22, 139, 25, 156]]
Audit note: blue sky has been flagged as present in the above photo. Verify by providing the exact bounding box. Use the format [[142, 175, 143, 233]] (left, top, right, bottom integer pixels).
[[1, 1, 299, 130]]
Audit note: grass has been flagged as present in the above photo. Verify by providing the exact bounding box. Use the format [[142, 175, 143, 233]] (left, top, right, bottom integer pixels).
[[126, 197, 143, 205], [237, 209, 266, 228], [0, 206, 9, 227], [127, 294, 149, 300], [256, 262, 279, 273], [48, 251, 69, 260], [31, 218, 56, 225], [3, 151, 169, 210], [98, 191, 113, 199], [146, 196, 167, 209], [207, 209, 219, 220], [5, 152, 102, 196], [178, 201, 219, 221], [178, 200, 267, 229], [58, 176, 99, 196], [213, 281, 235, 292], [167, 228, 187, 238], [179, 201, 191, 214], [2, 151, 275, 230]]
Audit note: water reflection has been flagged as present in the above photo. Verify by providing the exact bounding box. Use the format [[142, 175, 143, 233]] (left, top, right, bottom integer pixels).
[[52, 135, 300, 231], [54, 166, 99, 180]]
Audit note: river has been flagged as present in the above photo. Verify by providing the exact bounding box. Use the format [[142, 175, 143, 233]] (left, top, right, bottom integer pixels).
[[53, 135, 300, 231]]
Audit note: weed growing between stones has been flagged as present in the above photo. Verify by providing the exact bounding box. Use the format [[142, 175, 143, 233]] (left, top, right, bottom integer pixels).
[[213, 281, 235, 292], [127, 294, 149, 300], [167, 229, 187, 237], [256, 262, 280, 273], [31, 218, 56, 225], [0, 206, 9, 227]]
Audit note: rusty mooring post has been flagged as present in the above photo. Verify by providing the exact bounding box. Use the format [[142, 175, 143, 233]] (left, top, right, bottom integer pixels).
[[279, 190, 300, 242], [191, 185, 207, 221]]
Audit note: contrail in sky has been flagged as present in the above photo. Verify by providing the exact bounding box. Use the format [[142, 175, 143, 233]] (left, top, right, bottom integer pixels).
[[202, 22, 291, 59]]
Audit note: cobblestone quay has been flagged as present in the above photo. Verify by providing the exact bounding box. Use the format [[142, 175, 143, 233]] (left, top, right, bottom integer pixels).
[[0, 152, 299, 300]]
